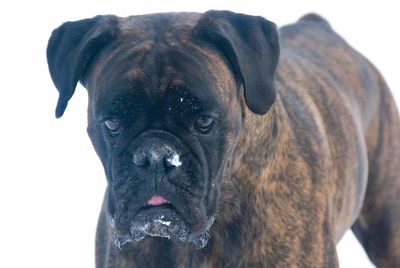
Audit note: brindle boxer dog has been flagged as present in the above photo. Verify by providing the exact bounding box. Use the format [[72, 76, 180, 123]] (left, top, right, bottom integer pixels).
[[47, 10, 400, 267]]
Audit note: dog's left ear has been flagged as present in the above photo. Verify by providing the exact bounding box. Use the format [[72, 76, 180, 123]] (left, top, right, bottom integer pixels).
[[193, 11, 280, 115], [47, 16, 118, 118]]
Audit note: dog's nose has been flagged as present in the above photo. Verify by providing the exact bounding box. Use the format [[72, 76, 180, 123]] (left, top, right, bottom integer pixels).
[[132, 143, 182, 171]]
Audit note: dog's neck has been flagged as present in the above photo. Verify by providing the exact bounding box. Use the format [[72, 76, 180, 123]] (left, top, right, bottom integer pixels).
[[207, 95, 294, 265]]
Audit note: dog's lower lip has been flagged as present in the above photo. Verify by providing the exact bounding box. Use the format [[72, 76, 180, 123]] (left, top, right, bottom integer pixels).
[[129, 204, 190, 240], [132, 203, 182, 225]]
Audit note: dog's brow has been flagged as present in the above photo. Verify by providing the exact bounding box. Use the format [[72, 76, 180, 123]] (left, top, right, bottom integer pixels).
[[97, 94, 142, 117]]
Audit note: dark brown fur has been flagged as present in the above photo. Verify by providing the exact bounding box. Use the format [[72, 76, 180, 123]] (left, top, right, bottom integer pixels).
[[47, 12, 400, 267]]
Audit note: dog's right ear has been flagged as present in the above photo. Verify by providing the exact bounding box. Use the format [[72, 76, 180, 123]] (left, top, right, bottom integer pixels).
[[47, 16, 118, 118]]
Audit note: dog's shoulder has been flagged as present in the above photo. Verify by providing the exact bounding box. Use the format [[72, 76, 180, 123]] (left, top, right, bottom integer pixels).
[[297, 13, 332, 30], [278, 13, 341, 49]]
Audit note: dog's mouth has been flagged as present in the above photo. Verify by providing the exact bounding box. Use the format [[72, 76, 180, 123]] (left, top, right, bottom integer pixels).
[[111, 196, 214, 250]]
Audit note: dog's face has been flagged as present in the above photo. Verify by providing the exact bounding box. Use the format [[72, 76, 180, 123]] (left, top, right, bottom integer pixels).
[[85, 26, 242, 249], [47, 11, 279, 249]]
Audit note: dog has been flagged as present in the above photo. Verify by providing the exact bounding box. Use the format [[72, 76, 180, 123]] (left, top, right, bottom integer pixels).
[[47, 10, 400, 267]]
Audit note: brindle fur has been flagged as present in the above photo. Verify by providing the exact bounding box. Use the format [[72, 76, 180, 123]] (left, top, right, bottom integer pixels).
[[47, 11, 400, 267]]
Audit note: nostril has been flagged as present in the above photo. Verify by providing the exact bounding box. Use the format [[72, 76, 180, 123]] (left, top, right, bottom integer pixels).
[[133, 152, 150, 167]]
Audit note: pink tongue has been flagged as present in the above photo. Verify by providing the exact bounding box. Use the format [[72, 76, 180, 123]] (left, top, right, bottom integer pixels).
[[147, 195, 168, 206]]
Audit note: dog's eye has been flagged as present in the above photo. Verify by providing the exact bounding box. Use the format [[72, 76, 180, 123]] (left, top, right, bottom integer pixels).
[[104, 118, 121, 134], [194, 115, 214, 134]]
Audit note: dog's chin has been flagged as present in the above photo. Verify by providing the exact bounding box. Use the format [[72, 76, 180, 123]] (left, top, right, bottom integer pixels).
[[112, 205, 215, 250]]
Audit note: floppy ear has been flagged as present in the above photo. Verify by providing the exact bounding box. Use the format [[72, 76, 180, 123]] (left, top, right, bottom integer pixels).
[[46, 16, 118, 118], [192, 10, 280, 115]]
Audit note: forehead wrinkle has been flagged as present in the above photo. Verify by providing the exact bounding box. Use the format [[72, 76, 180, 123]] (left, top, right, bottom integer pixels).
[[109, 40, 154, 77], [161, 48, 208, 89], [156, 51, 186, 93], [84, 43, 121, 90], [92, 41, 156, 95], [181, 41, 237, 105], [154, 44, 237, 111]]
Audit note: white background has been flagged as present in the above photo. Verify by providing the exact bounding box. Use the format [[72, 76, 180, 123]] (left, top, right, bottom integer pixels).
[[1, 1, 398, 267]]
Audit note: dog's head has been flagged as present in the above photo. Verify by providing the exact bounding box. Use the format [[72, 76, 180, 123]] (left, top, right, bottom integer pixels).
[[47, 11, 279, 249]]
